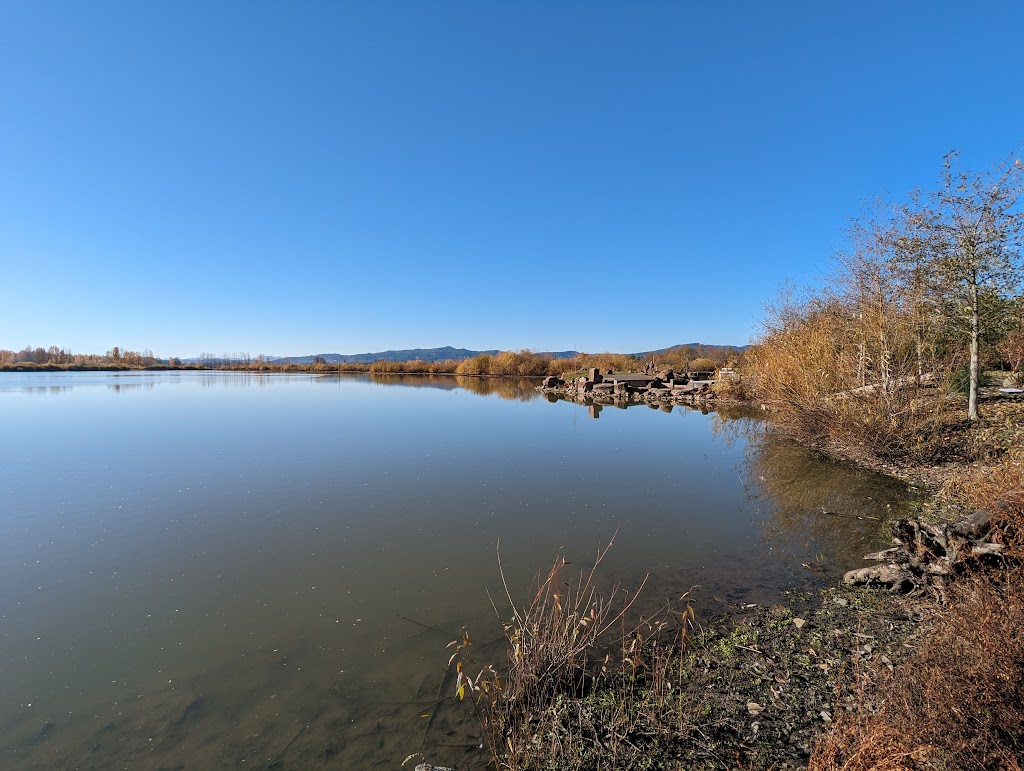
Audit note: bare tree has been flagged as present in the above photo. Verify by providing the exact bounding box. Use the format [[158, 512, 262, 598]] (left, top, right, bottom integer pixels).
[[926, 151, 1024, 420]]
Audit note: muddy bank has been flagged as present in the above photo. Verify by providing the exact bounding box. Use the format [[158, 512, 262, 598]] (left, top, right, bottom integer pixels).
[[667, 585, 924, 770], [457, 583, 926, 771]]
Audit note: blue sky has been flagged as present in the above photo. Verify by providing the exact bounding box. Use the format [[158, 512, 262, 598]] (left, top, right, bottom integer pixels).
[[2, 2, 1022, 358]]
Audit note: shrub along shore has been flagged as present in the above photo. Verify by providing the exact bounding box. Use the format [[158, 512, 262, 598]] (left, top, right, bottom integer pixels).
[[439, 150, 1024, 770]]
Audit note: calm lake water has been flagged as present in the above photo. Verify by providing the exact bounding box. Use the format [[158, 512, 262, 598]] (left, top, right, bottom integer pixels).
[[0, 371, 914, 769]]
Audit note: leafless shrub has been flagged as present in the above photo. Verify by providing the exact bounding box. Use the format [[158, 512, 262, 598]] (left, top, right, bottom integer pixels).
[[450, 534, 698, 770]]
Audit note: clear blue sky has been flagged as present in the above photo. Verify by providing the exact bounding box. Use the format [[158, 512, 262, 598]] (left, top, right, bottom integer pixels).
[[2, 1, 1022, 358]]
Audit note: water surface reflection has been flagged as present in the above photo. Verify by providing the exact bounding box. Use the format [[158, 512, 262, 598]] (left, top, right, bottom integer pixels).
[[0, 372, 913, 769], [362, 373, 542, 401]]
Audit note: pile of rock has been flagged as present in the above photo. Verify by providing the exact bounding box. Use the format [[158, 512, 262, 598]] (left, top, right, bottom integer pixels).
[[844, 510, 1007, 598], [539, 368, 719, 406]]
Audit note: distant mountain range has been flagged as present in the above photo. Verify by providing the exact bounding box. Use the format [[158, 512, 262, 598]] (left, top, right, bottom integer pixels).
[[267, 343, 745, 365], [271, 347, 497, 364], [272, 347, 562, 364], [634, 343, 749, 357]]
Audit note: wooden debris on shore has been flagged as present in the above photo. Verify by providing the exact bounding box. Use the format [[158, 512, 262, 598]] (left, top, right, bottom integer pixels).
[[844, 510, 1007, 598]]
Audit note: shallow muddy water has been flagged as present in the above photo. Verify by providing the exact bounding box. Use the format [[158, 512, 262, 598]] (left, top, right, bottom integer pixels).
[[0, 371, 915, 769]]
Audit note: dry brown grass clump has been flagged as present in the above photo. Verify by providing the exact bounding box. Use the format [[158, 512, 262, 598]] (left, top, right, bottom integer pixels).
[[811, 452, 1024, 771], [368, 358, 460, 374], [743, 298, 974, 463], [812, 567, 1024, 771], [942, 433, 1024, 554], [450, 536, 699, 770], [711, 373, 753, 401]]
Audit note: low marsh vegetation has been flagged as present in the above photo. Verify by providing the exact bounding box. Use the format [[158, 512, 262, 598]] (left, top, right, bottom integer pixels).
[[448, 535, 704, 770]]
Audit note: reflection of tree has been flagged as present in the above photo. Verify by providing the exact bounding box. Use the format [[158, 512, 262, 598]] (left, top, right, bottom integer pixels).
[[742, 431, 917, 570], [707, 407, 762, 449]]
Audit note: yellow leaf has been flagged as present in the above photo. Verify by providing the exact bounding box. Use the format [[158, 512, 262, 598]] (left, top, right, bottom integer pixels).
[[458, 684, 465, 701]]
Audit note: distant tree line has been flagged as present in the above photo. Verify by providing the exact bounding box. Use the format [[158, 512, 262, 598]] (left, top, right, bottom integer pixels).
[[0, 345, 168, 371], [1, 344, 744, 376]]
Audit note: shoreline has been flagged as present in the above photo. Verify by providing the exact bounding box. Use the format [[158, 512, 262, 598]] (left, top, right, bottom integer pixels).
[[460, 383, 1021, 770]]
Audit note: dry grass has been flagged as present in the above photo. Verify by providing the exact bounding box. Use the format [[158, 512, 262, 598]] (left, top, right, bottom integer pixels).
[[368, 358, 460, 374], [812, 568, 1024, 771], [810, 449, 1024, 771], [451, 535, 700, 770], [711, 374, 753, 401]]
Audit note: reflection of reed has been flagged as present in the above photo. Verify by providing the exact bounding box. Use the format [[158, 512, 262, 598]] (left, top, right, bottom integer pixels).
[[106, 382, 157, 393], [195, 373, 275, 388], [742, 431, 916, 568], [706, 407, 762, 447], [454, 376, 541, 402], [369, 374, 459, 391], [12, 385, 74, 395], [368, 374, 542, 402]]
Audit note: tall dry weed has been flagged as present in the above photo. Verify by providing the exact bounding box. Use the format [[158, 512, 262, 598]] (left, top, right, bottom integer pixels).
[[450, 535, 698, 770], [748, 295, 962, 461]]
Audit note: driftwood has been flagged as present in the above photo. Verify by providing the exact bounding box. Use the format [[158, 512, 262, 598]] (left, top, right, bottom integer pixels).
[[831, 372, 938, 400], [844, 510, 1006, 598]]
